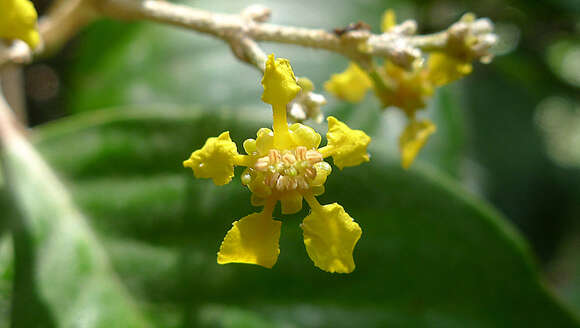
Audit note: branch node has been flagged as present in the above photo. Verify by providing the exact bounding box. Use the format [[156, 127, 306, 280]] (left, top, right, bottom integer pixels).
[[390, 20, 417, 36], [241, 4, 271, 23]]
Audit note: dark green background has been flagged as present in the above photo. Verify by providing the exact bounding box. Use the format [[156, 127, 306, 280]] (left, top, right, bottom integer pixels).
[[0, 0, 579, 327]]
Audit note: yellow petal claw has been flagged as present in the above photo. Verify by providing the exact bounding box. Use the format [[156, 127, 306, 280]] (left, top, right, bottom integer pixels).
[[0, 0, 40, 48], [280, 190, 303, 214], [217, 211, 282, 269], [261, 54, 301, 107], [301, 201, 362, 274], [183, 131, 239, 186], [427, 52, 473, 87], [399, 119, 436, 169], [381, 9, 397, 33], [324, 63, 373, 103], [255, 128, 275, 154], [324, 116, 371, 169]]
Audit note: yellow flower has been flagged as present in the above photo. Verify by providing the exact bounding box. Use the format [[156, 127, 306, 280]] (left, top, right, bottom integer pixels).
[[427, 12, 494, 87], [324, 62, 372, 103], [184, 54, 371, 273], [323, 9, 486, 169], [0, 0, 40, 49], [374, 61, 434, 116], [374, 58, 435, 168]]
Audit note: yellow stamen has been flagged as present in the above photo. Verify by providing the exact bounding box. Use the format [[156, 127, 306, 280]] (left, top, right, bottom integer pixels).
[[295, 146, 307, 161], [305, 150, 323, 163]]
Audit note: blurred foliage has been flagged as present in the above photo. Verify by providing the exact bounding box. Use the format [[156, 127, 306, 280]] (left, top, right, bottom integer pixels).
[[1, 106, 577, 327], [0, 0, 577, 326]]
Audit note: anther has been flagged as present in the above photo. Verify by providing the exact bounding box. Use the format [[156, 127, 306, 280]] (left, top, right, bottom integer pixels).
[[314, 161, 331, 173], [297, 161, 309, 170], [296, 176, 309, 190], [274, 162, 285, 172], [282, 153, 297, 165], [267, 172, 280, 187], [269, 149, 281, 163], [304, 167, 316, 179], [295, 146, 307, 161], [305, 150, 323, 163], [288, 178, 298, 190], [284, 166, 298, 177], [255, 157, 269, 171], [268, 165, 277, 173], [248, 146, 329, 196], [276, 175, 288, 191]]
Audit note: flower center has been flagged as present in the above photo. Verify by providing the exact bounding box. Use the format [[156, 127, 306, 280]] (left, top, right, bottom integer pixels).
[[242, 146, 327, 192]]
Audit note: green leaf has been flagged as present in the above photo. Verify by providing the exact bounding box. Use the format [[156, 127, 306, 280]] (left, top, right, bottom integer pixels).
[[0, 236, 13, 328], [549, 221, 580, 316], [421, 86, 467, 177], [28, 106, 580, 327], [546, 38, 580, 88], [0, 121, 149, 327]]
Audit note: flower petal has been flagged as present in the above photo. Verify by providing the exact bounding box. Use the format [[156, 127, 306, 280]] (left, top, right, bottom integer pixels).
[[248, 175, 273, 198], [310, 161, 332, 187], [183, 131, 239, 186], [261, 54, 301, 107], [280, 190, 303, 214], [289, 123, 322, 149], [242, 138, 258, 155], [301, 203, 362, 273], [0, 0, 40, 48], [325, 116, 371, 169], [427, 52, 473, 87], [381, 9, 397, 33], [217, 212, 282, 269], [255, 128, 274, 155], [399, 119, 436, 169], [297, 77, 315, 93], [324, 63, 372, 103]]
